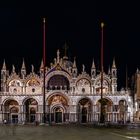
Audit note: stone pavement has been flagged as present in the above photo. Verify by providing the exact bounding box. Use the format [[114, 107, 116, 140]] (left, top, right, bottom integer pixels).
[[0, 124, 140, 140]]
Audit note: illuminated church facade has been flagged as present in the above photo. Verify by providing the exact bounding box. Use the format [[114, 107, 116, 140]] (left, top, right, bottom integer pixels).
[[0, 49, 135, 124]]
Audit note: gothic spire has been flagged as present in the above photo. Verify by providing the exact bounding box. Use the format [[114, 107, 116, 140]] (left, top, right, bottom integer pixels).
[[108, 66, 111, 75], [40, 59, 44, 69], [91, 58, 96, 78], [12, 65, 15, 73], [2, 59, 6, 70], [57, 49, 60, 63], [73, 57, 77, 68], [31, 64, 34, 73], [21, 58, 26, 69], [136, 68, 139, 73], [72, 57, 77, 78], [91, 58, 95, 69], [112, 58, 116, 68], [82, 64, 85, 72], [21, 58, 26, 78]]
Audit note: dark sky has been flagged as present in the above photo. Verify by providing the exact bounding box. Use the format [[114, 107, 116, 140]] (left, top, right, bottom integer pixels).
[[0, 1, 140, 89]]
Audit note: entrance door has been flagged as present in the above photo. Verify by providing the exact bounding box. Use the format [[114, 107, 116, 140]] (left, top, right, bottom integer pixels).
[[30, 114, 35, 122], [12, 114, 18, 124], [55, 107, 63, 123], [30, 108, 36, 123], [78, 98, 91, 123], [81, 107, 87, 123]]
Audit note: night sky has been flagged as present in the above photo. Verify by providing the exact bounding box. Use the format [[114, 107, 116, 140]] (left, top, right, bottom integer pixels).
[[0, 1, 140, 89]]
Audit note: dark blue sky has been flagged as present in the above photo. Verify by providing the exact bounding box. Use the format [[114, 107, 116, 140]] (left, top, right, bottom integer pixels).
[[0, 1, 140, 89]]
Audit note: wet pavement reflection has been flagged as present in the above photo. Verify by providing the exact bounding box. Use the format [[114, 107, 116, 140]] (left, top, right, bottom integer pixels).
[[0, 124, 140, 140]]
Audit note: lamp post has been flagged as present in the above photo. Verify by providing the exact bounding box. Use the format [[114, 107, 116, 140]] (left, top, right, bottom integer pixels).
[[100, 22, 105, 123]]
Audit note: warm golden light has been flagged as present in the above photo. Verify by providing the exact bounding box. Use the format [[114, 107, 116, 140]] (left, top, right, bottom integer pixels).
[[101, 22, 104, 28]]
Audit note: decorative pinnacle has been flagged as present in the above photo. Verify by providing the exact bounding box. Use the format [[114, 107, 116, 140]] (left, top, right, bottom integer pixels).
[[2, 59, 6, 70], [12, 65, 15, 73], [112, 58, 116, 68], [22, 58, 25, 69], [101, 22, 104, 28], [92, 58, 95, 69], [31, 64, 34, 73], [73, 57, 77, 68], [40, 59, 44, 69]]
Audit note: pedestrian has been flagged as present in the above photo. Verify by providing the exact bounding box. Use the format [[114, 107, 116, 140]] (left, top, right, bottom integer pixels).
[[4, 119, 7, 124]]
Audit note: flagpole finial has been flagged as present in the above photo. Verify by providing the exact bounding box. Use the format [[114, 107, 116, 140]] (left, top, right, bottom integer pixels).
[[43, 18, 46, 23], [101, 22, 104, 28]]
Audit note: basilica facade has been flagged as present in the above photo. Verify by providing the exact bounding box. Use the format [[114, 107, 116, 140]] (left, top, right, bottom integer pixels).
[[0, 49, 135, 124]]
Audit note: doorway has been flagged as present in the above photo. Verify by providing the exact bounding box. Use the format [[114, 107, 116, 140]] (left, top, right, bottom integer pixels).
[[11, 114, 18, 123], [81, 107, 87, 123], [30, 108, 36, 122], [55, 107, 63, 123], [78, 98, 92, 123]]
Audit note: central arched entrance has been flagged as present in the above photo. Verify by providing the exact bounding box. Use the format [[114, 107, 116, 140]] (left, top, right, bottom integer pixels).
[[48, 94, 69, 123], [54, 107, 63, 123], [78, 98, 92, 123]]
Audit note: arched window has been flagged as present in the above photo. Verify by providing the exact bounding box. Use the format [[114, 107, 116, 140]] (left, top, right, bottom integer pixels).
[[27, 79, 40, 86], [47, 75, 70, 90], [76, 78, 91, 94], [9, 80, 22, 87]]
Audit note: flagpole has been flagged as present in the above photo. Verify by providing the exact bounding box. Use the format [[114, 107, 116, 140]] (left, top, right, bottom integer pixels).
[[43, 18, 46, 123], [126, 64, 128, 90], [100, 22, 105, 123]]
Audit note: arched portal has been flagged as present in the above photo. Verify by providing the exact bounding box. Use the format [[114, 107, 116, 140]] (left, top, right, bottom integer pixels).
[[48, 94, 68, 123], [4, 99, 19, 123], [96, 98, 113, 122], [118, 99, 127, 123], [24, 98, 38, 123], [78, 98, 92, 123]]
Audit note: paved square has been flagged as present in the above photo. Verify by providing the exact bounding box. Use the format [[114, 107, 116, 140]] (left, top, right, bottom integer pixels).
[[0, 125, 140, 140]]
